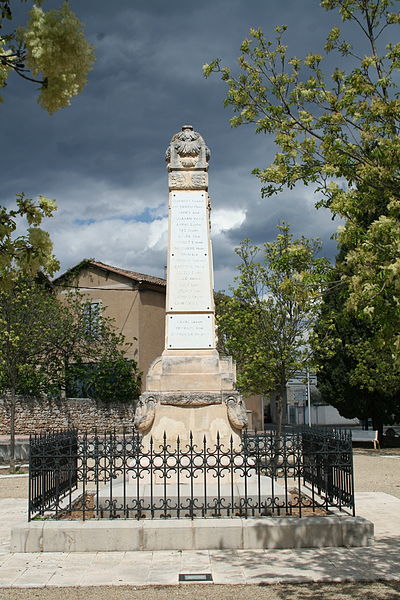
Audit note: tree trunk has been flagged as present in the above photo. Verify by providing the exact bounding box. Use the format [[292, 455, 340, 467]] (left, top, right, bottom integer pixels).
[[61, 356, 68, 399], [273, 388, 286, 478], [9, 390, 16, 472], [275, 391, 283, 439], [372, 415, 383, 445]]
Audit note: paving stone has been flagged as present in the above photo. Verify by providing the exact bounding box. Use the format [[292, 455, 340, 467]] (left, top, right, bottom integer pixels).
[[12, 567, 56, 587], [0, 569, 28, 587], [179, 550, 211, 570], [46, 567, 87, 587], [211, 568, 246, 584]]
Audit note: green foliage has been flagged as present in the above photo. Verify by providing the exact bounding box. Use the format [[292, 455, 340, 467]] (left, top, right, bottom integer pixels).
[[0, 193, 59, 287], [205, 0, 400, 361], [41, 290, 141, 401], [67, 358, 141, 403], [312, 258, 400, 429], [1, 1, 95, 113], [216, 224, 330, 428], [0, 277, 60, 395]]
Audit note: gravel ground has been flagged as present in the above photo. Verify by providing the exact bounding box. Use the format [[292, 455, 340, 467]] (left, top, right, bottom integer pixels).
[[353, 448, 400, 499], [0, 475, 28, 498], [1, 582, 400, 600], [1, 448, 400, 599]]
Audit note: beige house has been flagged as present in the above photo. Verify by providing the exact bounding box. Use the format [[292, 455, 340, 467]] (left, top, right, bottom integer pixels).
[[53, 260, 166, 384]]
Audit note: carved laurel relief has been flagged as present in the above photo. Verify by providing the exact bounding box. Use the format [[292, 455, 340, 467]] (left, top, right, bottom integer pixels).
[[169, 172, 207, 190]]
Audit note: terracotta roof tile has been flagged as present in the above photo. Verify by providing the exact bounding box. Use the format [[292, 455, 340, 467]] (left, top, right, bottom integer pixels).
[[54, 259, 166, 287], [90, 260, 166, 286]]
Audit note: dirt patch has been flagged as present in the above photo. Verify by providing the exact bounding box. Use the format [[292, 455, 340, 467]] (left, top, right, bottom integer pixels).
[[0, 466, 28, 475], [0, 473, 28, 498], [353, 452, 400, 498], [58, 492, 96, 520]]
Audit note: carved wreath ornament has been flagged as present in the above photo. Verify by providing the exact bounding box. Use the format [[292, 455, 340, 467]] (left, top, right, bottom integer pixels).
[[174, 127, 202, 156], [165, 126, 210, 162]]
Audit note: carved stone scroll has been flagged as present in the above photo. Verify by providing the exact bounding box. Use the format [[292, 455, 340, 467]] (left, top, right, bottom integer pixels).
[[134, 395, 158, 432], [225, 396, 248, 430]]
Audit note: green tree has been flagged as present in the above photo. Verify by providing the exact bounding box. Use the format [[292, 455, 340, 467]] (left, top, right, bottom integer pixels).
[[204, 0, 400, 370], [312, 253, 400, 437], [47, 291, 141, 402], [215, 224, 330, 434], [67, 357, 141, 404], [1, 0, 95, 113], [0, 277, 60, 468]]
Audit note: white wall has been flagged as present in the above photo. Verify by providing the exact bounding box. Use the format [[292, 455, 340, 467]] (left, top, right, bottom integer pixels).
[[290, 404, 359, 426]]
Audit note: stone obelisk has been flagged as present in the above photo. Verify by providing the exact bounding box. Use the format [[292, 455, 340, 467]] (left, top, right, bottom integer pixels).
[[134, 125, 247, 446]]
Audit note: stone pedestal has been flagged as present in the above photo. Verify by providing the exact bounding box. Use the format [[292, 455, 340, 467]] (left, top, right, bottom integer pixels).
[[146, 350, 236, 393]]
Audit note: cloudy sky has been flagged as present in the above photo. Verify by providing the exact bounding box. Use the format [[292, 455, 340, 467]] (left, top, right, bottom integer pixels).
[[2, 0, 348, 291]]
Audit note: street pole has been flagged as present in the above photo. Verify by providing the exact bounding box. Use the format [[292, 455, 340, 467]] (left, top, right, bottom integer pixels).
[[307, 369, 312, 428]]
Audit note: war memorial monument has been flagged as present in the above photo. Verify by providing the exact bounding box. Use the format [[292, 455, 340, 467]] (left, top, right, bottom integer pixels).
[[134, 125, 247, 447], [10, 126, 373, 553]]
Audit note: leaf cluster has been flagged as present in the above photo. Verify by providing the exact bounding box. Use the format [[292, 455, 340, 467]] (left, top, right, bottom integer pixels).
[[0, 193, 59, 286], [312, 259, 400, 425], [1, 1, 94, 113]]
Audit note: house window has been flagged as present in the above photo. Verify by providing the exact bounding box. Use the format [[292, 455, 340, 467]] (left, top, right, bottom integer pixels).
[[83, 300, 101, 337]]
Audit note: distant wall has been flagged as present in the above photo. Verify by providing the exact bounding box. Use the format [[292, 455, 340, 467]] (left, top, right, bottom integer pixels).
[[138, 288, 166, 380], [306, 405, 359, 426], [244, 395, 264, 430], [288, 404, 359, 427], [0, 396, 136, 434]]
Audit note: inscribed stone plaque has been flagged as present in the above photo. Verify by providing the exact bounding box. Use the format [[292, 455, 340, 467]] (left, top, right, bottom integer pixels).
[[167, 314, 214, 349], [168, 191, 213, 312]]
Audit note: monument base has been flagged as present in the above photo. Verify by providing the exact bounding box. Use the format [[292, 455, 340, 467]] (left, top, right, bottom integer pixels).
[[142, 403, 240, 448], [97, 471, 286, 514], [11, 515, 374, 552], [135, 392, 247, 448]]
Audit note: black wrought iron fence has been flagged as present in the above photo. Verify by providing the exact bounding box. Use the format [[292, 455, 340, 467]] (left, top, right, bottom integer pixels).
[[28, 427, 355, 521], [29, 429, 78, 518], [301, 427, 354, 508]]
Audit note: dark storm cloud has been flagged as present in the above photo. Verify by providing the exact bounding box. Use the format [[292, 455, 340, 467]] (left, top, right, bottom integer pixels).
[[1, 1, 348, 287]]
